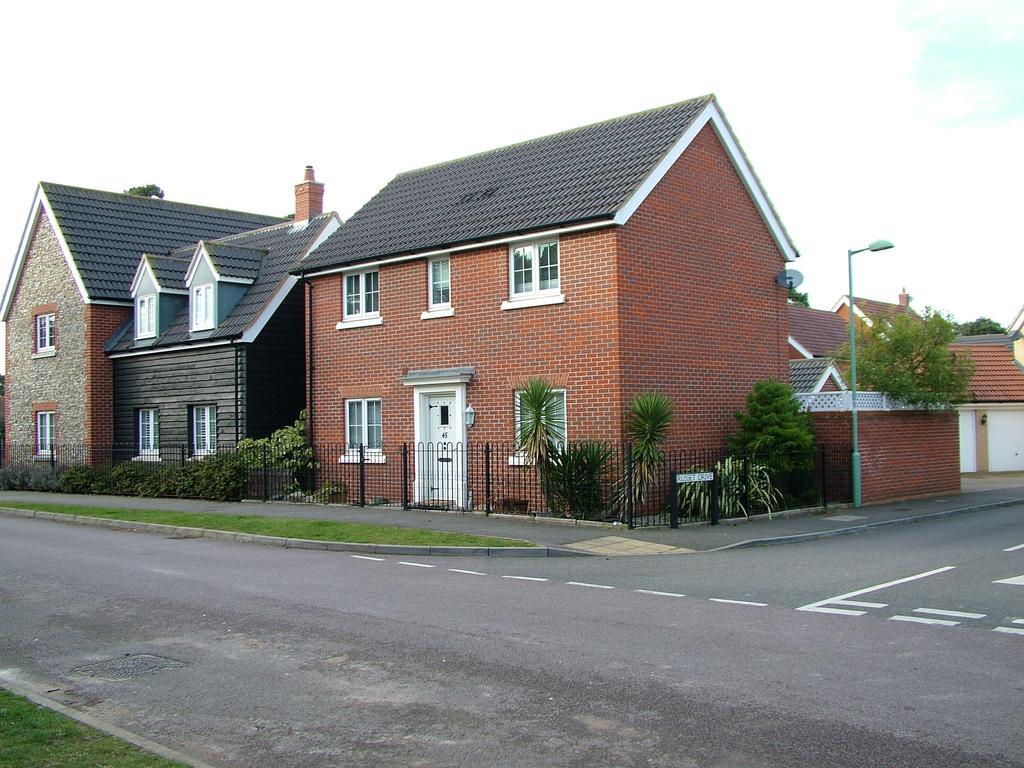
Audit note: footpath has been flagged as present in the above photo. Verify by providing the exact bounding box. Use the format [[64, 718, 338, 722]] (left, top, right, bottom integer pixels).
[[2, 480, 1023, 556]]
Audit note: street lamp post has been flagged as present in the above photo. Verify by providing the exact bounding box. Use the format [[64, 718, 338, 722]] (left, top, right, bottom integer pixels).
[[847, 239, 894, 508]]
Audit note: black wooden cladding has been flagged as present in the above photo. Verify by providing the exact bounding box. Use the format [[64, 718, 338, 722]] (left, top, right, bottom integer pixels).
[[244, 285, 305, 438]]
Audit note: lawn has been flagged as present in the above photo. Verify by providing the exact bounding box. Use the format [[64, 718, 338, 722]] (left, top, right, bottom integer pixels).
[[0, 502, 534, 548], [0, 688, 183, 767]]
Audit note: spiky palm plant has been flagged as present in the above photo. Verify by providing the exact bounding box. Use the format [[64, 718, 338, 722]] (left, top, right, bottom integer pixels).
[[515, 378, 566, 466], [619, 393, 673, 518]]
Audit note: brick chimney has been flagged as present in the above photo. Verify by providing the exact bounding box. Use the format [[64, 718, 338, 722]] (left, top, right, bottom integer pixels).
[[294, 165, 324, 221], [899, 287, 911, 307]]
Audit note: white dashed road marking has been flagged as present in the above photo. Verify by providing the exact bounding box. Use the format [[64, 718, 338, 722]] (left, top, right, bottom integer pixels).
[[710, 598, 767, 607], [914, 608, 985, 619], [1013, 619, 1024, 625], [1003, 543, 1024, 552], [398, 561, 435, 568], [634, 590, 686, 598], [797, 565, 956, 615], [448, 568, 485, 576], [993, 574, 1024, 586], [833, 600, 887, 609], [993, 627, 1024, 636], [351, 555, 385, 562], [890, 615, 959, 626], [502, 575, 548, 582], [566, 582, 615, 590]]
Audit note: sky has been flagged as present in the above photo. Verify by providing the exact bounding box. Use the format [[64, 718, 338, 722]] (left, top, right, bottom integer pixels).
[[1, 0, 1021, 342]]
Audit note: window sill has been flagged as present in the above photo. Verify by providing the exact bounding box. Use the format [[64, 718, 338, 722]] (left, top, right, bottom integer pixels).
[[32, 349, 56, 359], [32, 453, 55, 462], [336, 316, 383, 330], [132, 454, 162, 463], [338, 451, 387, 464], [500, 293, 564, 311], [420, 307, 454, 320], [135, 334, 156, 342]]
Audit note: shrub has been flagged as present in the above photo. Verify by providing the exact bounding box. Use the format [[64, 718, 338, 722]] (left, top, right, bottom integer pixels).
[[109, 461, 165, 496], [730, 380, 814, 471], [0, 465, 62, 491], [59, 465, 100, 494], [173, 453, 247, 501], [236, 411, 315, 492], [617, 393, 673, 519], [544, 442, 612, 520], [677, 455, 783, 521]]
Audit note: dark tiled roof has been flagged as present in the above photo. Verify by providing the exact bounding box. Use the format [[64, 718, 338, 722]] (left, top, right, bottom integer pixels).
[[853, 296, 915, 322], [205, 242, 267, 282], [953, 333, 1013, 346], [299, 96, 715, 272], [789, 357, 842, 393], [144, 254, 190, 291], [950, 343, 1024, 402], [788, 305, 849, 357], [42, 183, 284, 301], [111, 215, 334, 352]]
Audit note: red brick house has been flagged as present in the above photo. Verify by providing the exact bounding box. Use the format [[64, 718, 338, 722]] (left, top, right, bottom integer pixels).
[[295, 96, 798, 505]]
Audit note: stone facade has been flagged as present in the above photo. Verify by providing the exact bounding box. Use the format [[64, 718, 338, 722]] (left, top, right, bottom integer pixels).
[[4, 211, 88, 447]]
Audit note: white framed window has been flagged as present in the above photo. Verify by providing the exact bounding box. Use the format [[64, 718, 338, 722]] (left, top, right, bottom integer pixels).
[[191, 405, 217, 455], [138, 408, 160, 456], [136, 295, 156, 339], [36, 411, 55, 455], [512, 388, 566, 463], [503, 239, 563, 310], [346, 399, 383, 450], [344, 270, 380, 320], [35, 312, 55, 353], [191, 283, 215, 331], [429, 256, 450, 309]]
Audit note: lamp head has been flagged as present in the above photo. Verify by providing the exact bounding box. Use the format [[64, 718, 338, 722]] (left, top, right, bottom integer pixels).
[[867, 239, 894, 252]]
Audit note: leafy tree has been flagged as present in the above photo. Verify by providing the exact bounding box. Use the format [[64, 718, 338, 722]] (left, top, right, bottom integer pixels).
[[841, 308, 974, 408], [955, 316, 1005, 336], [787, 286, 809, 307], [729, 380, 814, 461], [124, 184, 165, 199]]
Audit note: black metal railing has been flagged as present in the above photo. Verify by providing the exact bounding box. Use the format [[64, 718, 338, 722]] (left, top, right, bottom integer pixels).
[[0, 441, 852, 527]]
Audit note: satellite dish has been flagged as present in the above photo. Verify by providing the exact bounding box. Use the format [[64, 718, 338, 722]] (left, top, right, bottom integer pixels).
[[776, 269, 804, 289]]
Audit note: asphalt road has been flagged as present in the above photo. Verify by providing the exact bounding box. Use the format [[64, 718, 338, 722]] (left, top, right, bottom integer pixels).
[[1, 509, 1022, 768]]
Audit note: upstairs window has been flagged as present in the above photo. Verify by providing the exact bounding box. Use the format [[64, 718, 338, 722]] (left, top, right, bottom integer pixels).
[[429, 256, 450, 309], [136, 295, 156, 339], [191, 283, 214, 331], [35, 312, 55, 353], [36, 411, 55, 455], [191, 405, 217, 455], [343, 270, 380, 320], [505, 239, 562, 309]]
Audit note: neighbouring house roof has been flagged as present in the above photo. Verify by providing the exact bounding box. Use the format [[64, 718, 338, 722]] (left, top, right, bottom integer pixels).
[[831, 294, 917, 326], [202, 242, 268, 282], [789, 357, 845, 393], [108, 214, 337, 354], [4, 182, 285, 311], [950, 343, 1024, 403], [953, 333, 1014, 346], [788, 305, 849, 357], [145, 253, 191, 291], [298, 95, 798, 273]]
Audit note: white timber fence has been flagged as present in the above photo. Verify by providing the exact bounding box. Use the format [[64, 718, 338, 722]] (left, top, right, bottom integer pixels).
[[795, 391, 919, 412]]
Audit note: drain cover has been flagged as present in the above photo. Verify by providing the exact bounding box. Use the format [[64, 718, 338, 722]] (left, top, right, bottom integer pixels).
[[72, 654, 185, 681]]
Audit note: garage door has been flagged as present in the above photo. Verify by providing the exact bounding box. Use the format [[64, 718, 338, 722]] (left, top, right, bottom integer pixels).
[[959, 411, 976, 473], [987, 411, 1024, 472]]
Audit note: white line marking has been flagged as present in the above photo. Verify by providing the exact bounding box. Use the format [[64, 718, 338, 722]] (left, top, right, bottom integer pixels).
[[709, 598, 767, 607], [914, 608, 986, 619], [993, 574, 1024, 586], [799, 606, 866, 616], [351, 555, 385, 561], [502, 575, 548, 582], [890, 615, 959, 626], [566, 582, 615, 590], [1003, 543, 1024, 552], [634, 590, 686, 598], [993, 627, 1024, 636], [148, 568, 189, 577], [833, 600, 887, 608], [1012, 619, 1024, 625], [448, 568, 485, 576], [797, 566, 955, 613], [398, 561, 435, 568]]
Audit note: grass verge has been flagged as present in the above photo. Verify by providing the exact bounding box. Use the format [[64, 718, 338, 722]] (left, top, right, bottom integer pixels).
[[0, 688, 183, 767], [0, 502, 534, 548]]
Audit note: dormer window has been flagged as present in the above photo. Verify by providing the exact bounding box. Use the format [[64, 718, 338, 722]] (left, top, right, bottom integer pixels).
[[136, 294, 156, 339], [191, 283, 214, 331]]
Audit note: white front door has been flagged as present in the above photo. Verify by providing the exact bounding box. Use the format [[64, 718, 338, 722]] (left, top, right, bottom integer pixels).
[[959, 410, 977, 473], [423, 393, 458, 503]]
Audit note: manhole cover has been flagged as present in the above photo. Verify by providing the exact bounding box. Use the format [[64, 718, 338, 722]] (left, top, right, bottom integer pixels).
[[72, 654, 186, 681]]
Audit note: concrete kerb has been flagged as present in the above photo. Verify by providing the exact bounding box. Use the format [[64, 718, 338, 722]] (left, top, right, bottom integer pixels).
[[709, 496, 1024, 552], [0, 678, 217, 768], [0, 506, 587, 558]]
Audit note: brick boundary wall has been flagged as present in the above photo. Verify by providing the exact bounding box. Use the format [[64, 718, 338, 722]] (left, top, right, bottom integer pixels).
[[812, 410, 960, 504]]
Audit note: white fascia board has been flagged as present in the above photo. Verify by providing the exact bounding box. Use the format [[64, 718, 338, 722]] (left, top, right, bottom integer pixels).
[[814, 364, 847, 392], [1008, 304, 1024, 334], [184, 242, 220, 286], [240, 214, 342, 343], [1, 187, 92, 321], [300, 219, 613, 279], [130, 256, 156, 298], [108, 339, 232, 359], [788, 335, 813, 359], [612, 101, 798, 262], [830, 296, 873, 327], [218, 276, 255, 285]]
